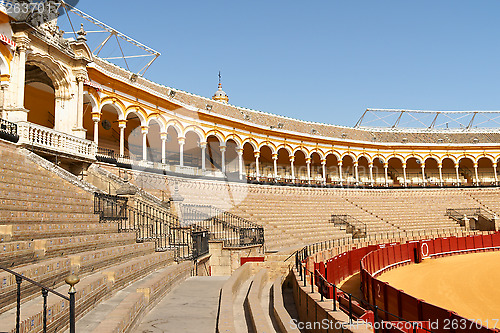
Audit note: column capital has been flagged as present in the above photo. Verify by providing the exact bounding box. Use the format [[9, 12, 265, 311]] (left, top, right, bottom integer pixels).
[[118, 119, 127, 128], [73, 70, 88, 82], [236, 147, 243, 154], [305, 157, 311, 164], [200, 141, 207, 148], [455, 163, 459, 168], [160, 132, 168, 140], [493, 163, 497, 168], [177, 137, 186, 145], [254, 151, 260, 158], [383, 162, 389, 168], [13, 35, 31, 50], [473, 162, 478, 168], [272, 153, 278, 160], [337, 161, 343, 166], [219, 145, 226, 153], [321, 159, 326, 165], [91, 112, 101, 121], [368, 162, 373, 167], [353, 161, 358, 166], [289, 156, 295, 162], [141, 125, 149, 134], [438, 163, 442, 168]]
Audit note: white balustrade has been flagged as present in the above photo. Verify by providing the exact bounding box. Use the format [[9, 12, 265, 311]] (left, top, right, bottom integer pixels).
[[16, 121, 97, 160]]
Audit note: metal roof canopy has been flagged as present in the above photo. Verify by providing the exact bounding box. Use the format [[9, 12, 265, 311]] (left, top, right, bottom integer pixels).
[[355, 109, 500, 131], [58, 1, 160, 77]]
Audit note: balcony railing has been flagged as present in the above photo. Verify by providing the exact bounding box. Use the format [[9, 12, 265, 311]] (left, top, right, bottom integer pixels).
[[17, 121, 97, 160]]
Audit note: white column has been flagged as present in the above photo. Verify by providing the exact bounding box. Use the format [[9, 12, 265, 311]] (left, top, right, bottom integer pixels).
[[455, 163, 460, 186], [321, 159, 327, 184], [92, 112, 100, 145], [354, 161, 359, 184], [421, 164, 426, 186], [178, 137, 185, 167], [474, 162, 479, 185], [438, 164, 443, 186], [494, 163, 498, 185], [220, 145, 226, 173], [119, 120, 127, 157], [272, 153, 278, 180], [306, 158, 311, 183], [73, 74, 86, 137], [402, 163, 407, 187], [15, 35, 30, 109], [200, 142, 207, 170], [237, 148, 243, 179], [384, 163, 389, 186], [338, 161, 343, 185], [290, 156, 295, 180], [160, 132, 167, 163], [141, 126, 148, 161], [254, 152, 260, 177], [369, 162, 374, 186]]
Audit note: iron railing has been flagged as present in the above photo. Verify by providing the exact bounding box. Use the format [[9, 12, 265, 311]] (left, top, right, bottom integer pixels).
[[181, 204, 264, 247], [446, 207, 495, 222], [0, 118, 19, 143], [94, 193, 209, 260], [96, 147, 118, 164], [331, 214, 367, 238], [0, 266, 77, 333], [94, 192, 128, 223]]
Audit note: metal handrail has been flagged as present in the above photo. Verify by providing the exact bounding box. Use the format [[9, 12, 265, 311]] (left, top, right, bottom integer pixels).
[[94, 192, 209, 260], [0, 265, 76, 333]]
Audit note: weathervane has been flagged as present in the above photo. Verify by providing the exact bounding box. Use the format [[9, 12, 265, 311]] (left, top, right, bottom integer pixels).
[[218, 71, 222, 85]]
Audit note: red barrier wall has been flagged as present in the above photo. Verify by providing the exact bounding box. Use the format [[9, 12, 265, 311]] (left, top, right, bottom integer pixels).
[[315, 233, 500, 333]]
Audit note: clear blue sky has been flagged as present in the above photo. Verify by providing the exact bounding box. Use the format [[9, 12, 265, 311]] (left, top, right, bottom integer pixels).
[[72, 1, 500, 126]]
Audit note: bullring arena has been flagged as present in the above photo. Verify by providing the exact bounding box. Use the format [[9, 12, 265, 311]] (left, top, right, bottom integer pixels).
[[0, 2, 499, 333]]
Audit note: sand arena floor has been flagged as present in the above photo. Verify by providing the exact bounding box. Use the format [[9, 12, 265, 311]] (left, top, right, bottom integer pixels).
[[378, 251, 500, 329]]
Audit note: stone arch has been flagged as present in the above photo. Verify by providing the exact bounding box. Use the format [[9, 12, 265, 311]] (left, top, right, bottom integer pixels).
[[477, 156, 495, 185], [224, 134, 243, 149], [423, 156, 440, 185], [184, 126, 205, 144], [225, 138, 240, 175], [206, 134, 223, 171], [357, 155, 371, 185], [404, 154, 424, 164], [259, 142, 276, 154], [146, 118, 162, 162], [310, 151, 323, 181], [458, 156, 475, 185], [0, 47, 11, 75], [205, 130, 225, 145], [125, 106, 147, 125], [276, 147, 292, 179], [292, 146, 309, 157], [387, 157, 404, 186], [325, 153, 340, 184], [26, 52, 71, 99], [275, 144, 293, 156], [184, 130, 202, 168], [308, 149, 325, 160], [441, 157, 458, 186], [148, 114, 166, 133], [99, 98, 125, 119], [241, 138, 258, 152]]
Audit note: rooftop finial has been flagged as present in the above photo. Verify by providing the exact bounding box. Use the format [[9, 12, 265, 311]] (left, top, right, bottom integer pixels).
[[212, 71, 229, 104]]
